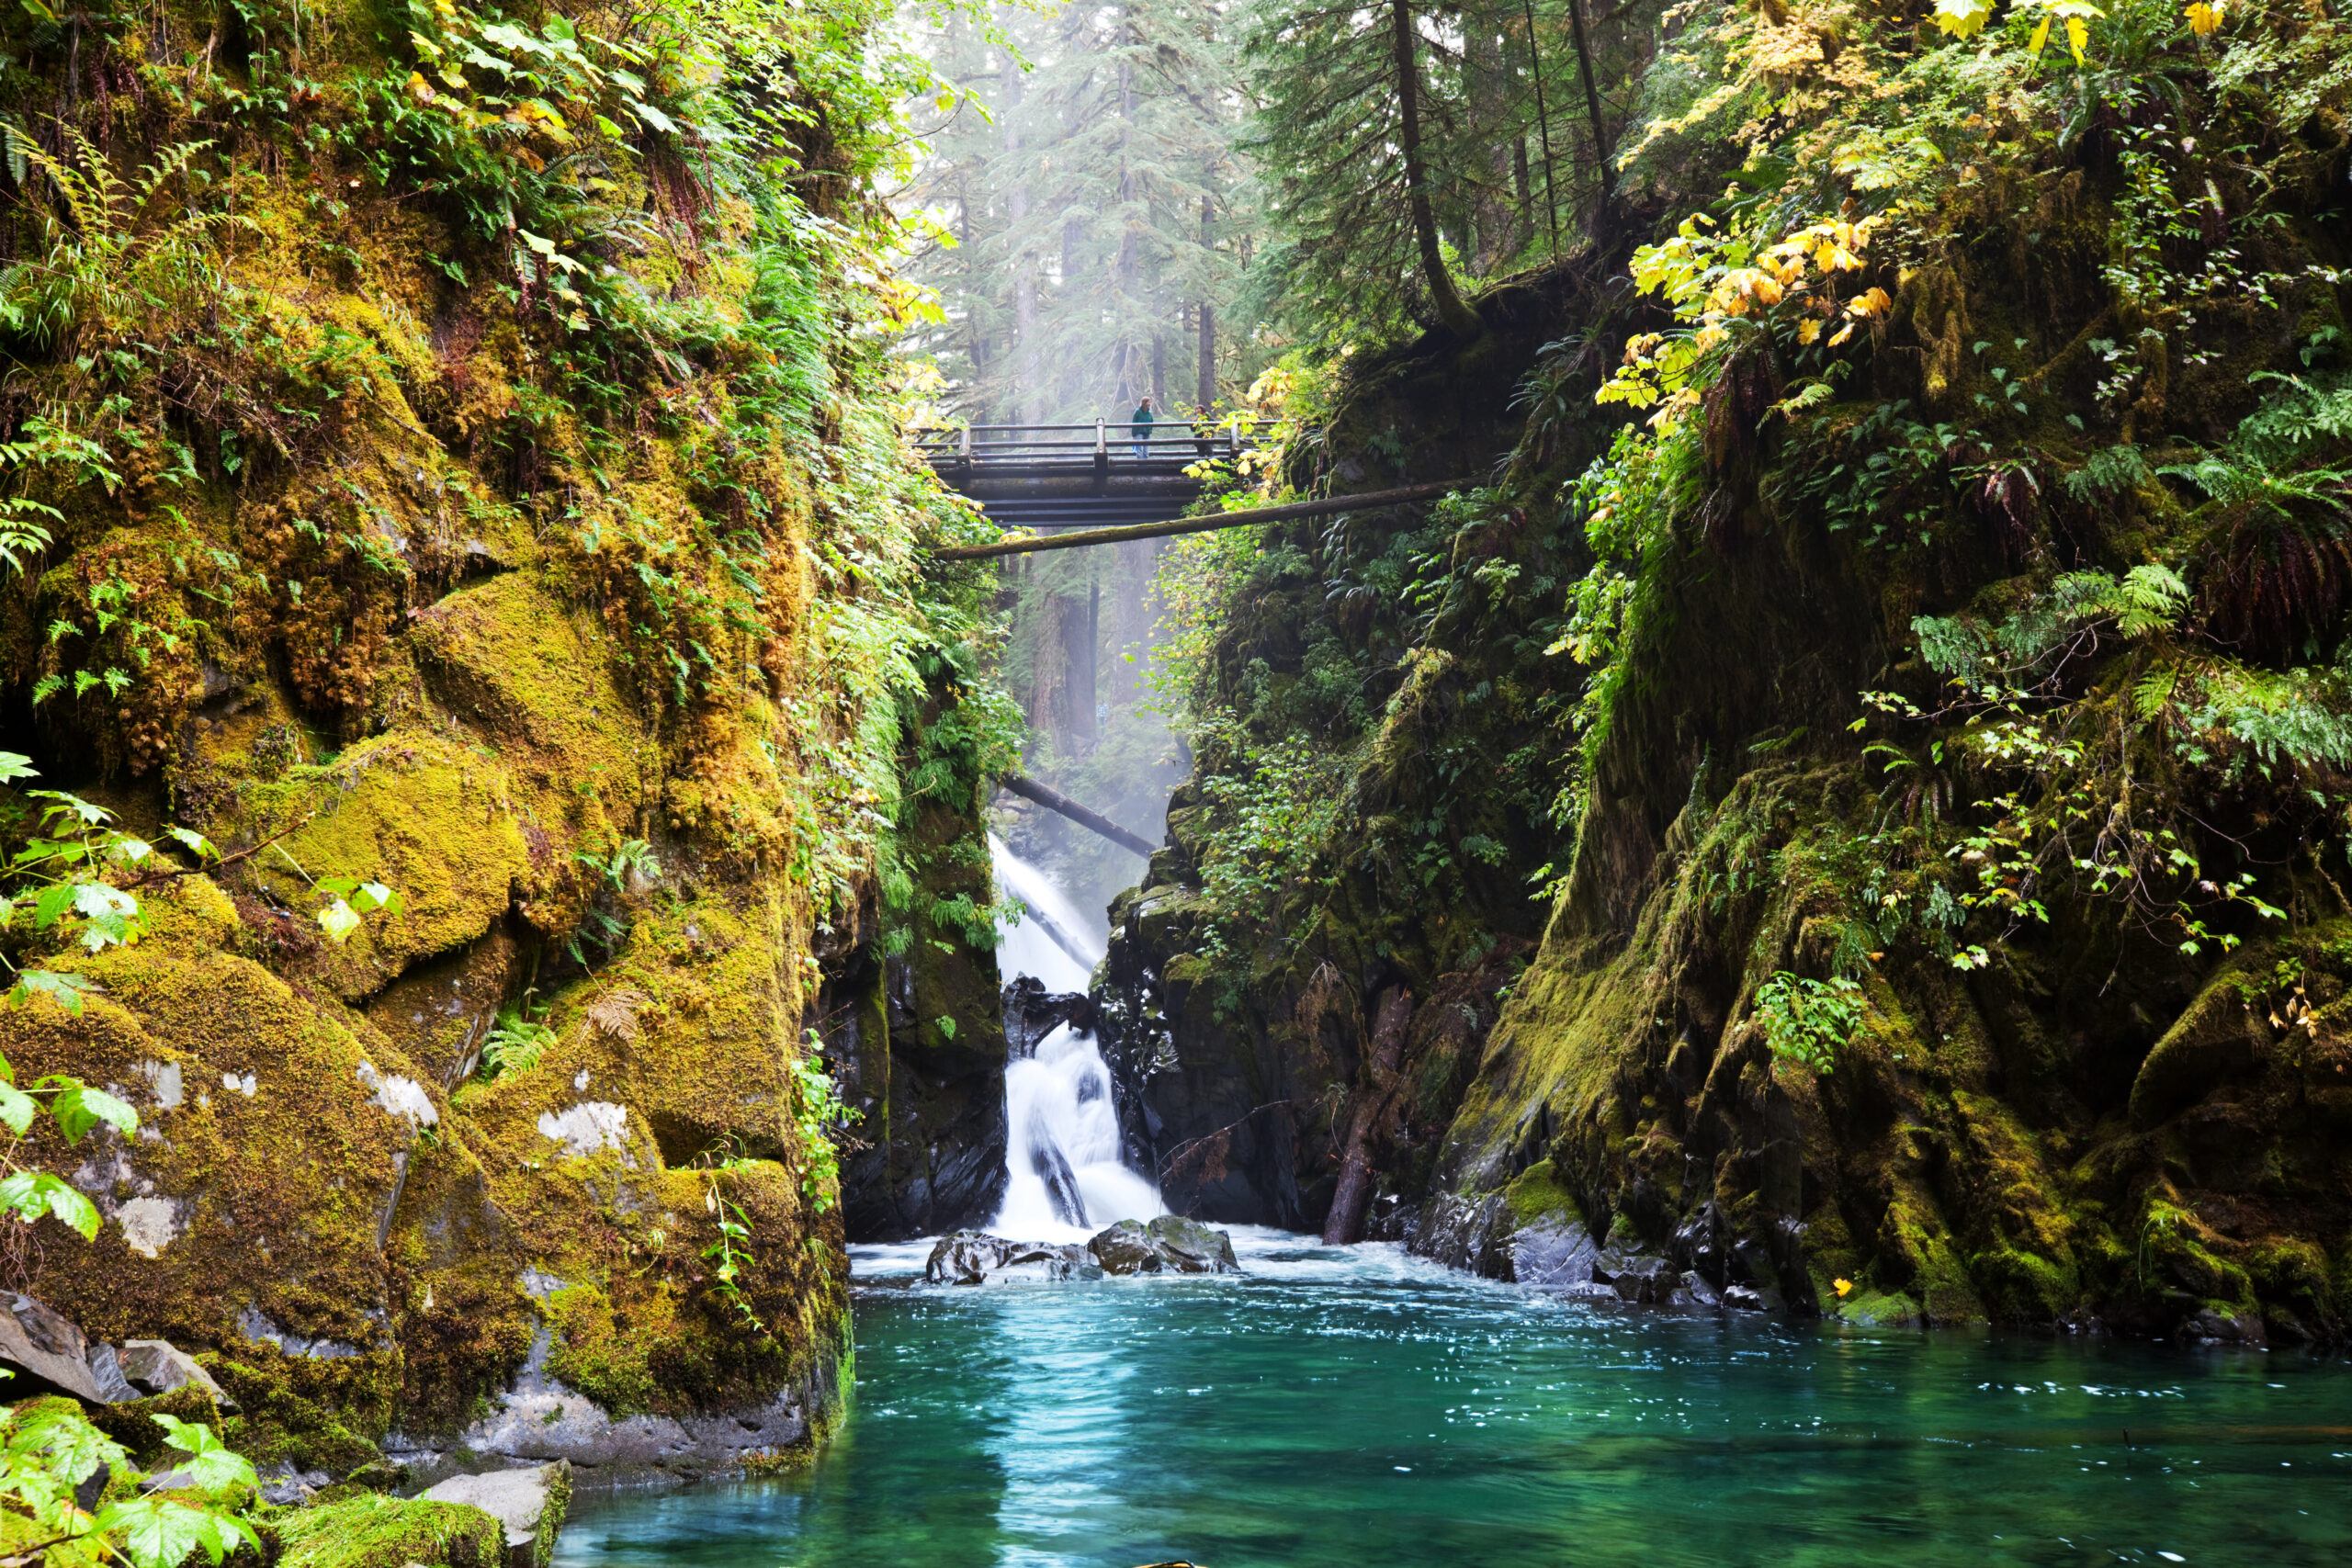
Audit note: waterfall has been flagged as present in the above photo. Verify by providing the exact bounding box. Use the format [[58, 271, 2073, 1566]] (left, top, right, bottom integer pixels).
[[988, 834, 1163, 1240]]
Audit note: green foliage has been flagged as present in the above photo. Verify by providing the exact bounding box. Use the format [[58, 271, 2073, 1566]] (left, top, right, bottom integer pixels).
[[0, 1399, 260, 1568], [695, 1145, 771, 1336], [0, 1043, 135, 1242], [481, 991, 558, 1081], [1540, 424, 1699, 852], [1754, 972, 1863, 1074], [0, 753, 295, 1020], [790, 1038, 852, 1213]]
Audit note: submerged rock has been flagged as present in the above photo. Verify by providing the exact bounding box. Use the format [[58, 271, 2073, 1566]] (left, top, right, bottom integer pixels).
[[923, 1231, 1103, 1284], [1086, 1216, 1239, 1275]]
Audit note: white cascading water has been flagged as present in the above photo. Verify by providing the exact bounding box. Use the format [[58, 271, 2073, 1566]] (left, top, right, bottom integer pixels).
[[988, 834, 1163, 1241]]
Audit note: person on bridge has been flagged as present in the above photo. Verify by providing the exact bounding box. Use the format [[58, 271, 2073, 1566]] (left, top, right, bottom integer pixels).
[[1130, 396, 1154, 458]]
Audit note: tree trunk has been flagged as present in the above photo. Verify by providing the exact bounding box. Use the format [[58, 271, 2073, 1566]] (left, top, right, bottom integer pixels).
[[1566, 0, 1616, 209], [1001, 33, 1035, 421], [1197, 193, 1216, 411], [1080, 574, 1100, 740], [1513, 138, 1533, 256], [1522, 0, 1562, 256], [1466, 20, 1513, 276], [1388, 0, 1481, 338], [1322, 984, 1415, 1245]]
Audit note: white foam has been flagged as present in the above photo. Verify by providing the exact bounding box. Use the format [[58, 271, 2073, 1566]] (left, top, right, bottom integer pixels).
[[988, 837, 1163, 1240]]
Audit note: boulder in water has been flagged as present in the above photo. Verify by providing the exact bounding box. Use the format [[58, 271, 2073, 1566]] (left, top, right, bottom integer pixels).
[[1087, 1219, 1167, 1275], [421, 1459, 571, 1568], [1087, 1216, 1239, 1275], [924, 1231, 1102, 1285], [1147, 1214, 1238, 1273]]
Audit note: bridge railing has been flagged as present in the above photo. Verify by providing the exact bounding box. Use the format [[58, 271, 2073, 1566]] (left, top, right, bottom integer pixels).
[[910, 418, 1282, 465]]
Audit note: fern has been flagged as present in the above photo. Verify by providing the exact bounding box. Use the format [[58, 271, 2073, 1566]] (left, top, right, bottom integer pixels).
[[2063, 443, 2151, 501], [481, 994, 558, 1079], [2234, 370, 2352, 461], [2177, 661, 2352, 773]]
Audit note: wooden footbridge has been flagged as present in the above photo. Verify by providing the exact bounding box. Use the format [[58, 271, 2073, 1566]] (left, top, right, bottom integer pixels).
[[912, 419, 1274, 535], [914, 419, 1466, 562]]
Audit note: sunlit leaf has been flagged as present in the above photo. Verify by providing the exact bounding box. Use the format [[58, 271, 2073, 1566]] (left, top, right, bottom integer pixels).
[[1932, 0, 1994, 37], [318, 898, 362, 944]]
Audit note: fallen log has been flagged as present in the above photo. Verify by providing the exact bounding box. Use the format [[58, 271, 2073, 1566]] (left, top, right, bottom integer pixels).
[[1001, 775, 1158, 858]]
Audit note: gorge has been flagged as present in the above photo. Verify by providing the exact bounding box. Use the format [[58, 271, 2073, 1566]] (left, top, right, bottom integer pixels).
[[4, 0, 2352, 1562]]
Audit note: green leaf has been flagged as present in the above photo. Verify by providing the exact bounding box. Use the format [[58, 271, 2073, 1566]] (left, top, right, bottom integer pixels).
[[47, 1079, 140, 1143], [8, 968, 102, 1015], [0, 749, 35, 784], [627, 96, 678, 134], [0, 1170, 100, 1237], [153, 1415, 260, 1493], [0, 1081, 35, 1135], [97, 1496, 261, 1568], [164, 825, 218, 861], [29, 788, 110, 824], [32, 881, 76, 929], [318, 898, 362, 944]]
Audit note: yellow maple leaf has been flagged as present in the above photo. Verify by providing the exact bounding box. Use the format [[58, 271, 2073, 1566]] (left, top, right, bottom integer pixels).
[[2185, 0, 2223, 34], [1835, 1278, 1855, 1297], [1933, 0, 1994, 37]]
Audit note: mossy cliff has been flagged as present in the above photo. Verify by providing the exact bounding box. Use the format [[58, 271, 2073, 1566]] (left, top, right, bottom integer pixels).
[[0, 0, 1010, 1480], [1103, 5, 2352, 1341]]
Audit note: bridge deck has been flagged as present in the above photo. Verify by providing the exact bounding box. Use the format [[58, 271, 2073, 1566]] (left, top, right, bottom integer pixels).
[[916, 421, 1275, 532]]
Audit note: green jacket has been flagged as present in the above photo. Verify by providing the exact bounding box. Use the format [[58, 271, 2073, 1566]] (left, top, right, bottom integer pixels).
[[1130, 404, 1155, 440]]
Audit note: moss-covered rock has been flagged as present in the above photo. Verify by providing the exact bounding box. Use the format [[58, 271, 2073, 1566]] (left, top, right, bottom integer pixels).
[[0, 0, 1002, 1491], [275, 1494, 505, 1568]]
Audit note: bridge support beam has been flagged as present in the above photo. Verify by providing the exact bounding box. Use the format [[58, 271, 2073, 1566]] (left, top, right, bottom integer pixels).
[[932, 480, 1467, 562]]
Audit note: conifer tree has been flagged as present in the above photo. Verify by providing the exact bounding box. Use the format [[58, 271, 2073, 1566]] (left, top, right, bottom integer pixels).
[[903, 0, 1262, 424]]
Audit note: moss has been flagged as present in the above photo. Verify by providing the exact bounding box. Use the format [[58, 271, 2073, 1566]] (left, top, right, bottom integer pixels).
[[211, 1344, 401, 1476], [231, 731, 539, 1002], [543, 1285, 661, 1417], [88, 1383, 227, 1468], [1502, 1158, 1579, 1226], [275, 1494, 504, 1568], [1834, 1288, 1924, 1328], [0, 941, 426, 1356]]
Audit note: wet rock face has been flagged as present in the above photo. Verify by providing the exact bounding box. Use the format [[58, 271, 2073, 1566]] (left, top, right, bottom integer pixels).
[[0, 1292, 108, 1404], [386, 1324, 845, 1491], [1002, 976, 1096, 1061], [831, 798, 1012, 1245]]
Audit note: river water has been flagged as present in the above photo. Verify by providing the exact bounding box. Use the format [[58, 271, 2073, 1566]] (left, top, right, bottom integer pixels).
[[557, 1230, 2352, 1567]]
